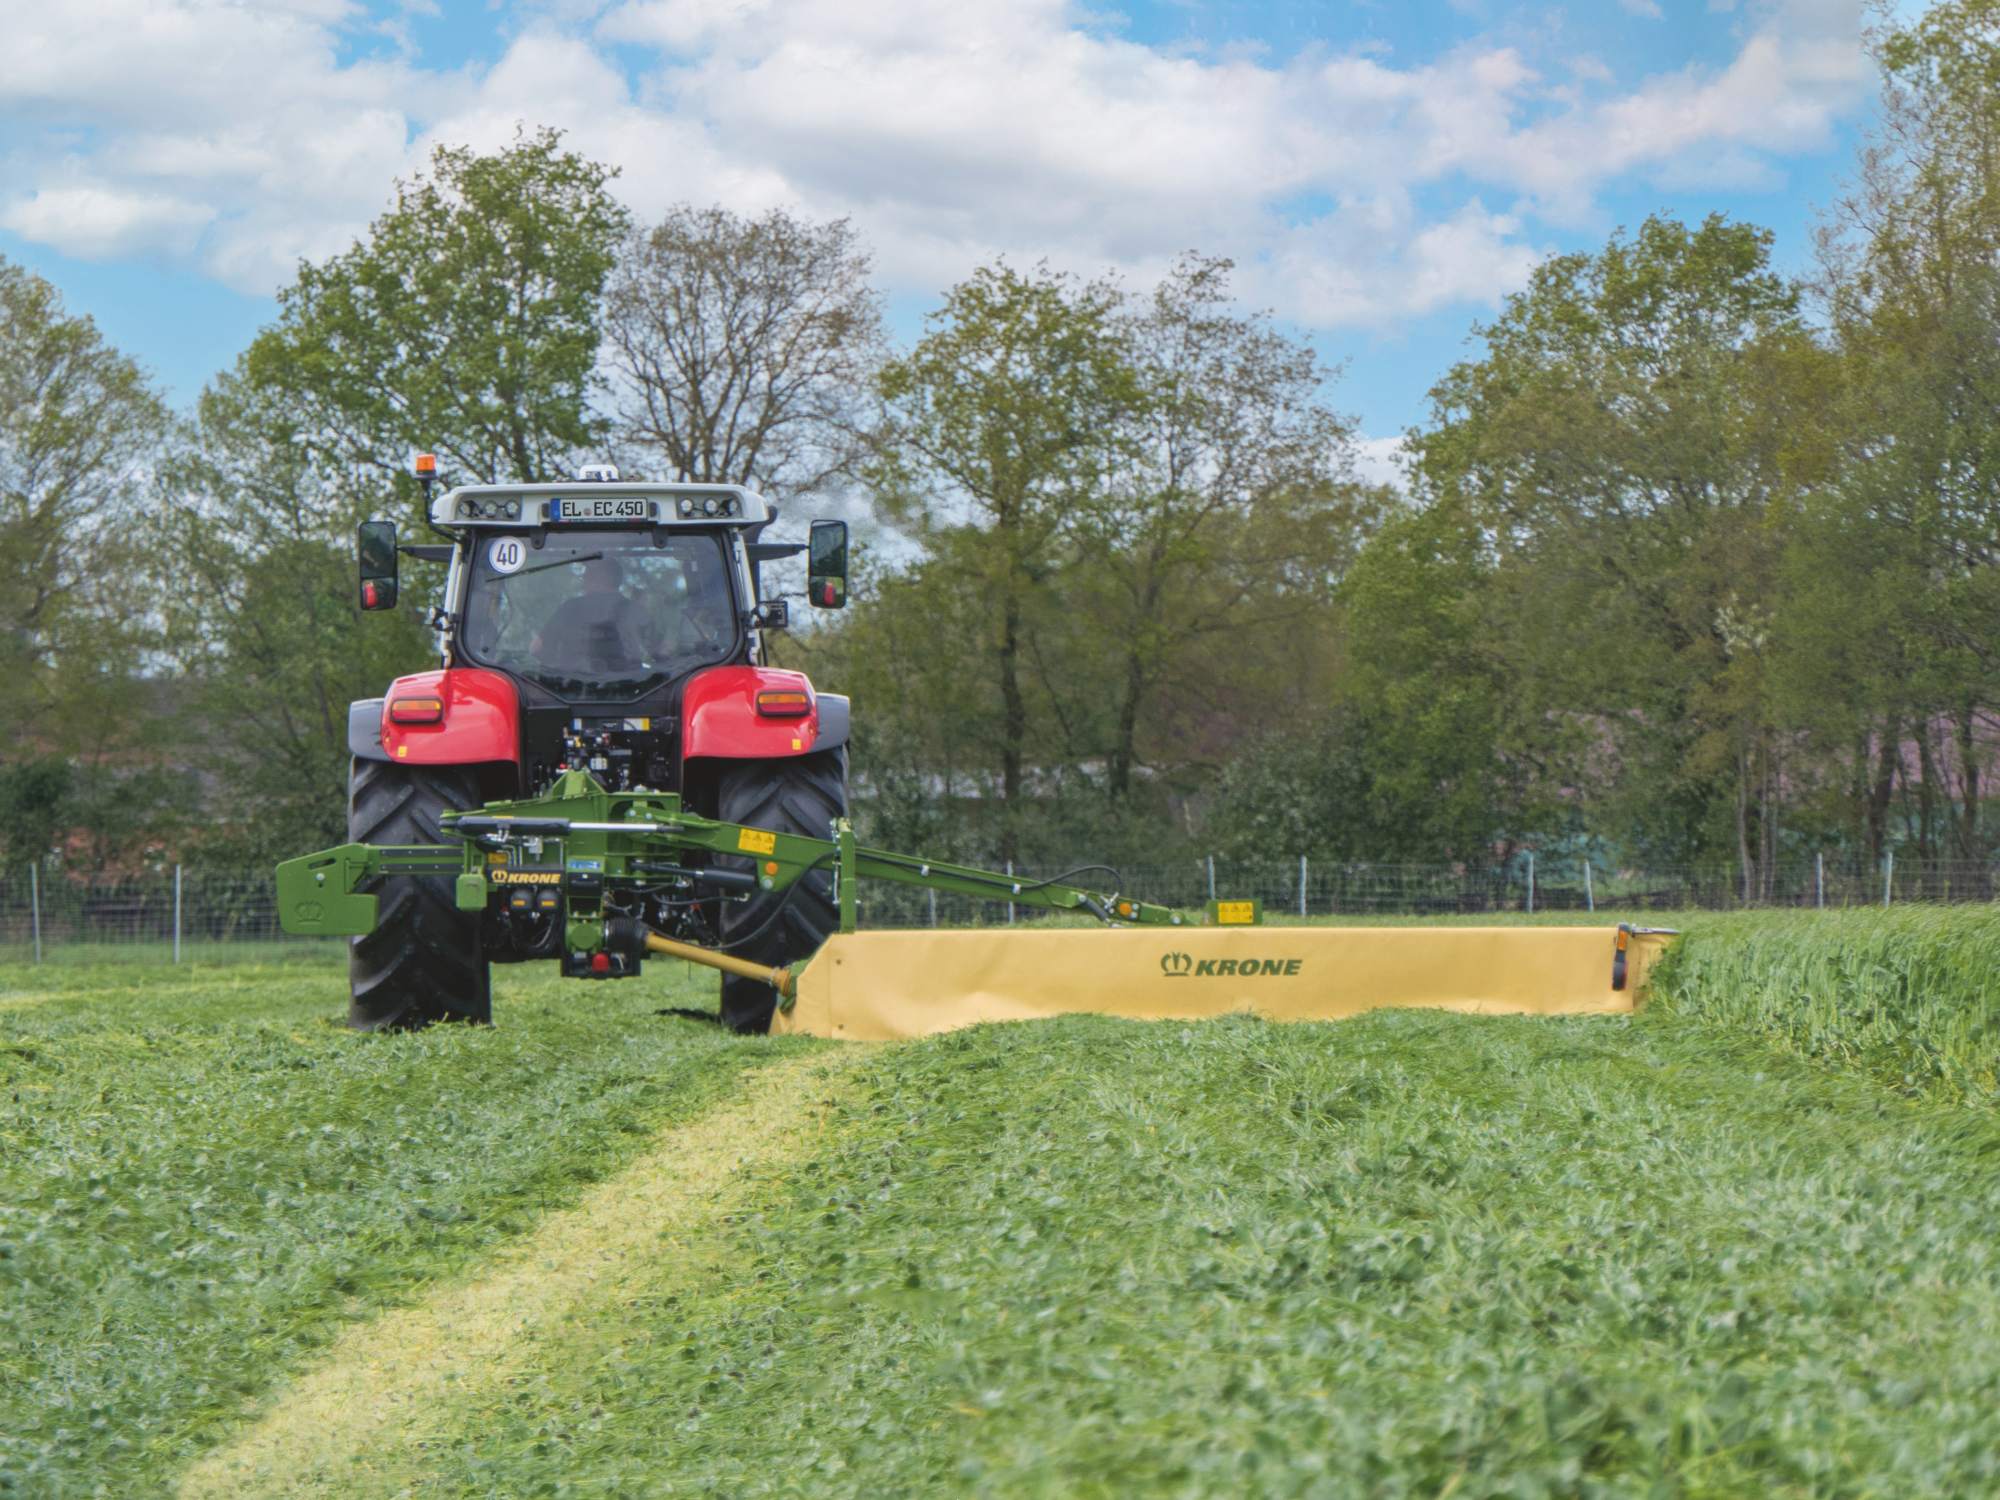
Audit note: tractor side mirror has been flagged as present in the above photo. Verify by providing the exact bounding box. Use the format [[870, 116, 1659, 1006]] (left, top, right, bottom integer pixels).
[[808, 519, 848, 609], [358, 520, 400, 611]]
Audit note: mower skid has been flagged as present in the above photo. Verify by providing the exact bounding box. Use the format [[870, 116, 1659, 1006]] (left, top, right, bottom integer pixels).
[[772, 925, 1676, 1041]]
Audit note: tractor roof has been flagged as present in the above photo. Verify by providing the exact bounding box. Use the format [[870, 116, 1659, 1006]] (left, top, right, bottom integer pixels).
[[429, 482, 774, 529]]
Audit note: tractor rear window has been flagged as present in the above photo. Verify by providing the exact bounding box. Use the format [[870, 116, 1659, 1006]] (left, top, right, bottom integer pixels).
[[460, 530, 737, 701]]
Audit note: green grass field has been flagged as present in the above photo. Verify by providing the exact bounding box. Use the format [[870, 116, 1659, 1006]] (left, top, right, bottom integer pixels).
[[5, 909, 1999, 1496]]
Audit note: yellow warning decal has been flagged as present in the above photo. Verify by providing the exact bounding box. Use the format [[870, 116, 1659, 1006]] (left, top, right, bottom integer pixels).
[[1213, 900, 1258, 925], [737, 827, 777, 855]]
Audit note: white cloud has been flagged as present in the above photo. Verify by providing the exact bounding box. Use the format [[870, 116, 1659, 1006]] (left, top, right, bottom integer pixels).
[[1620, 0, 1665, 17], [1353, 434, 1410, 492], [0, 186, 215, 259], [0, 0, 1871, 329]]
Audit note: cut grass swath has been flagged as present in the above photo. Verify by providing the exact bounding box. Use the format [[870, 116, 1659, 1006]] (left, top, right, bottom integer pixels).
[[0, 960, 806, 1497]]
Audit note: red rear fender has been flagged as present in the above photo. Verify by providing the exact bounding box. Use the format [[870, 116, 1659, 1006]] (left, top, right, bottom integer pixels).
[[378, 668, 521, 767], [680, 666, 819, 762]]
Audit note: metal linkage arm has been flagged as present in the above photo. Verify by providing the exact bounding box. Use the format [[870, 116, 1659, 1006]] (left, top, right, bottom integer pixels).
[[276, 842, 464, 936], [840, 843, 1180, 928], [275, 771, 1181, 938]]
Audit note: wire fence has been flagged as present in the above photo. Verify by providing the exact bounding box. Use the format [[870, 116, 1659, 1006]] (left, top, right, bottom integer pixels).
[[3, 853, 1994, 963]]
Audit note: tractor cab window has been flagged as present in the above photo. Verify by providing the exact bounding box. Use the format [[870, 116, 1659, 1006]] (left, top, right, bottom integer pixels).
[[461, 530, 737, 700]]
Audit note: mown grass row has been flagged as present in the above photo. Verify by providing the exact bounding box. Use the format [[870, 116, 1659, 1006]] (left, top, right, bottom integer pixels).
[[9, 907, 2000, 1496], [1648, 906, 2000, 1102], [0, 956, 802, 1498], [312, 1006, 2000, 1498]]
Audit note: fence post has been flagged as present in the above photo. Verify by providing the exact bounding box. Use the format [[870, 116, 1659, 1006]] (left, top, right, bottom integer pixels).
[[1816, 851, 1824, 910], [29, 860, 42, 964], [1298, 855, 1308, 918], [928, 886, 937, 928], [1583, 860, 1594, 913], [1206, 855, 1216, 904], [1006, 860, 1015, 925], [174, 864, 183, 963], [1526, 852, 1535, 915], [1883, 851, 1893, 908]]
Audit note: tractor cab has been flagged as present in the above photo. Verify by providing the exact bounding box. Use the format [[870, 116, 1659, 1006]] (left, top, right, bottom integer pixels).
[[351, 459, 850, 804], [338, 457, 854, 1033]]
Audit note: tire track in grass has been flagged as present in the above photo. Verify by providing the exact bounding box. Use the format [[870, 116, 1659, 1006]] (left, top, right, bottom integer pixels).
[[176, 1047, 861, 1499]]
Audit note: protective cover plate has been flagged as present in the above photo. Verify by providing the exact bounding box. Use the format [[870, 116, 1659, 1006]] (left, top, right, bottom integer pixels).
[[772, 925, 1673, 1041]]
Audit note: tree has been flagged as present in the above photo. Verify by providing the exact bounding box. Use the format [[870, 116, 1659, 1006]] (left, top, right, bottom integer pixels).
[[151, 370, 432, 866], [1410, 214, 1806, 886], [153, 132, 629, 860], [1787, 0, 2000, 870], [0, 256, 173, 868], [242, 127, 627, 498], [0, 258, 166, 738], [1070, 253, 1380, 803], [875, 264, 1140, 860], [604, 205, 885, 499]]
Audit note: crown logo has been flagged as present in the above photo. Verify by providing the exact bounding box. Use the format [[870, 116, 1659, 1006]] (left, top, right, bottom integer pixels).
[[1160, 951, 1193, 978]]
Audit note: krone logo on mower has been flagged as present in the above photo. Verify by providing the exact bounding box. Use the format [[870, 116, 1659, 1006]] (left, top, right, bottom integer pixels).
[[1161, 951, 1303, 978], [490, 868, 563, 885]]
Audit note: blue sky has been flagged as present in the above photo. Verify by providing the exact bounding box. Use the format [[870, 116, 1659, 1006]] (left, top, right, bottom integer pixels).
[[0, 0, 1884, 477]]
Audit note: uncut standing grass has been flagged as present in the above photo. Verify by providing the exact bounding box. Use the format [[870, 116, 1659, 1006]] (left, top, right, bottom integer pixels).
[[0, 954, 808, 1497], [1648, 907, 2000, 1101]]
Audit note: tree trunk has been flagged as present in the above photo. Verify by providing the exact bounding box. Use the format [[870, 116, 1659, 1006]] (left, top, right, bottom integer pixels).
[[1736, 744, 1754, 905], [1760, 739, 1778, 903], [1108, 649, 1145, 801], [1954, 701, 1982, 864], [998, 586, 1025, 865], [1915, 720, 1938, 864], [1866, 718, 1899, 866]]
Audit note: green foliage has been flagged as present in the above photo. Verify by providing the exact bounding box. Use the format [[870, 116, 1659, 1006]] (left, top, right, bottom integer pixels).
[[143, 131, 630, 863], [875, 264, 1141, 858], [151, 370, 433, 865], [1781, 0, 2000, 867], [0, 257, 180, 869], [855, 258, 1376, 863], [1400, 215, 1811, 874], [0, 757, 71, 865], [242, 126, 627, 495]]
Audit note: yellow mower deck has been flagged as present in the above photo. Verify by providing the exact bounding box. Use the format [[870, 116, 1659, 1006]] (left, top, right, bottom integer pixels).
[[771, 925, 1672, 1041]]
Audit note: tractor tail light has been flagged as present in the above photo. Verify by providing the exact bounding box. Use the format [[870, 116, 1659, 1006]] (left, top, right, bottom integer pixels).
[[755, 690, 811, 718], [389, 695, 445, 724]]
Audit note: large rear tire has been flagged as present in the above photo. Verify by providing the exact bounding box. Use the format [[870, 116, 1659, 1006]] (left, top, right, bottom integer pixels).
[[347, 758, 491, 1031], [714, 749, 847, 1033]]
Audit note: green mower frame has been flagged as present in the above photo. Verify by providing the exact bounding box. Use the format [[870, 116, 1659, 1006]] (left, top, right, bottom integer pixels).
[[279, 768, 1182, 1010]]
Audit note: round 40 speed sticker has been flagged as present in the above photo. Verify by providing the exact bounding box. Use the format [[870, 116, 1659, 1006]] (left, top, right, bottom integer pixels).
[[488, 536, 528, 574]]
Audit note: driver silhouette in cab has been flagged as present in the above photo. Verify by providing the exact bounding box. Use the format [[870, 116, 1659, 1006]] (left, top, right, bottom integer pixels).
[[532, 555, 646, 673]]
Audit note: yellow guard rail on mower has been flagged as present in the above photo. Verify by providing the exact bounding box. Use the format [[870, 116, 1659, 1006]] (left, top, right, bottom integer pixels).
[[770, 924, 1675, 1041]]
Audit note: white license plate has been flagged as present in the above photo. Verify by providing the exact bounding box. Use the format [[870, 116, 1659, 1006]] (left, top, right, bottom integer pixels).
[[547, 496, 654, 523]]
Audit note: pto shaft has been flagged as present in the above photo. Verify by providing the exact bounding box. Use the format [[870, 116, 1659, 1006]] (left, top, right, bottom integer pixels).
[[643, 930, 796, 998]]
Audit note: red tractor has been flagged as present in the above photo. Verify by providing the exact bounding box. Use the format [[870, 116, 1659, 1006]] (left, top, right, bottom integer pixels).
[[347, 458, 850, 1033]]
